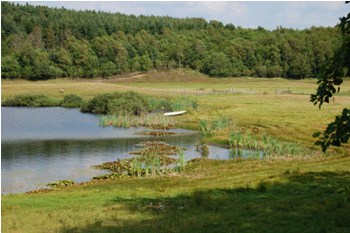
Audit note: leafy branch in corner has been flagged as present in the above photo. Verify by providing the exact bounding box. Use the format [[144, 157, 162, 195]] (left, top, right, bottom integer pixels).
[[313, 109, 350, 152], [311, 2, 350, 152]]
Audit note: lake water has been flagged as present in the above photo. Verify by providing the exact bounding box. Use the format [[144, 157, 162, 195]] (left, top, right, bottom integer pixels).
[[2, 107, 250, 194]]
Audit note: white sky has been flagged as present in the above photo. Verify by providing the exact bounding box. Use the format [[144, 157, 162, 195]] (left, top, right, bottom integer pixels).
[[12, 1, 350, 30]]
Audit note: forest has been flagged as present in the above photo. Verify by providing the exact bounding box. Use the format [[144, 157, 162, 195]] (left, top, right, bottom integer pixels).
[[1, 2, 343, 80]]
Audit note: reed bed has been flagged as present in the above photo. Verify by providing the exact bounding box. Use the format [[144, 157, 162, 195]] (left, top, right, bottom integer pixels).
[[229, 131, 307, 157], [199, 116, 233, 137], [94, 141, 186, 179], [99, 113, 176, 129]]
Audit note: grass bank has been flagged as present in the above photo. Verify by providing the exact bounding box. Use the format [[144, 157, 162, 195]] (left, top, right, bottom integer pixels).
[[2, 156, 350, 233]]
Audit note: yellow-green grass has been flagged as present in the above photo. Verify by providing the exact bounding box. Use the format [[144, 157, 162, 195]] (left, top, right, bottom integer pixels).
[[3, 70, 350, 98], [189, 94, 350, 147], [2, 156, 350, 233]]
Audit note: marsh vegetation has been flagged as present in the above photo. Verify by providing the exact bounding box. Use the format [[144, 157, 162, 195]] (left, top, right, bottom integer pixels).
[[94, 141, 186, 179]]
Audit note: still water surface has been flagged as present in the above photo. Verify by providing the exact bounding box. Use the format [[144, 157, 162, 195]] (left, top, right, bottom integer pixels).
[[2, 107, 240, 194]]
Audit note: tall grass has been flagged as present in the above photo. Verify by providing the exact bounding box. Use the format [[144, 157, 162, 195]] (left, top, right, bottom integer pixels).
[[95, 141, 183, 179], [99, 113, 176, 129], [176, 148, 187, 172], [199, 119, 213, 137], [147, 96, 198, 112], [199, 116, 232, 137], [229, 131, 307, 157], [129, 155, 164, 177]]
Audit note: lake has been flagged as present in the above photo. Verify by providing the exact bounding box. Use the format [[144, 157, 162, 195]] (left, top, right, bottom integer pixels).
[[2, 107, 243, 194]]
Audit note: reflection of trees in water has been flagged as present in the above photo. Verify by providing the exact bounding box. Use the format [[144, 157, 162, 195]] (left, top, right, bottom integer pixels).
[[2, 134, 200, 161], [1, 134, 200, 193]]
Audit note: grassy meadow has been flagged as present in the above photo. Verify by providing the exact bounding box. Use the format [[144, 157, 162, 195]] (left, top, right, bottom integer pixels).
[[2, 70, 350, 232]]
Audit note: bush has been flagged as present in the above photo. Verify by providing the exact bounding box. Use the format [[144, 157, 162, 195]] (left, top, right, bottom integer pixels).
[[107, 91, 150, 115], [2, 94, 57, 107], [81, 91, 150, 115], [81, 93, 113, 114], [60, 94, 84, 108]]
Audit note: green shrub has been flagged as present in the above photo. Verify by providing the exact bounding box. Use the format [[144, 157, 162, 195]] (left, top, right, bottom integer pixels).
[[60, 94, 84, 108], [1, 93, 57, 107], [107, 91, 150, 115], [81, 91, 150, 115], [81, 93, 113, 114]]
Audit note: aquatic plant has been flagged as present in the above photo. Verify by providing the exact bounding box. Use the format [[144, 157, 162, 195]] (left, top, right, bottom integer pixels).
[[196, 144, 209, 158], [176, 148, 186, 172], [229, 131, 307, 157], [139, 131, 177, 137], [199, 119, 213, 137], [47, 180, 75, 188], [229, 132, 244, 148], [130, 141, 180, 157], [98, 113, 176, 129], [228, 148, 263, 159], [95, 141, 183, 178], [131, 157, 143, 177], [199, 116, 232, 137]]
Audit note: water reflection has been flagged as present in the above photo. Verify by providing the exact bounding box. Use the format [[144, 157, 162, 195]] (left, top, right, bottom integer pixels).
[[228, 148, 264, 159], [1, 107, 262, 194], [2, 135, 201, 194]]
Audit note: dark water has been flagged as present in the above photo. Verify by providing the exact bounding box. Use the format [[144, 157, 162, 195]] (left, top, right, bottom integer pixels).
[[3, 107, 253, 194]]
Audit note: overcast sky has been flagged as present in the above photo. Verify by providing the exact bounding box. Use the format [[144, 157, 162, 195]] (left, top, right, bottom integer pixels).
[[13, 1, 350, 30]]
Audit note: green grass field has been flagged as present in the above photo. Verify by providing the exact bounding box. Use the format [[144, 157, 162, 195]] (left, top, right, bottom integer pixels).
[[2, 70, 350, 232], [2, 157, 350, 233]]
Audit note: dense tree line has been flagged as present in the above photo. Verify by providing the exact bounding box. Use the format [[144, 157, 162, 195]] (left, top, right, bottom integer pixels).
[[1, 2, 343, 80]]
